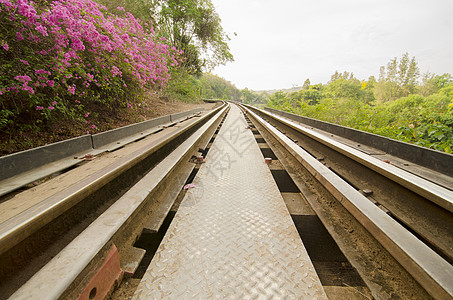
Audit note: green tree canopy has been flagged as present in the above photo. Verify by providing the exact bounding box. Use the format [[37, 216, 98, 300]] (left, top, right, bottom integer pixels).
[[157, 0, 233, 75], [99, 0, 233, 76], [375, 53, 420, 101]]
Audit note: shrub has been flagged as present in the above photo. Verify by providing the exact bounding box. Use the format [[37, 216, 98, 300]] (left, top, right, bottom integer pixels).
[[0, 0, 181, 130]]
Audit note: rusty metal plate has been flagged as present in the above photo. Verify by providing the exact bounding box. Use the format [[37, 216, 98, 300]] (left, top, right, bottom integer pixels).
[[133, 105, 326, 299]]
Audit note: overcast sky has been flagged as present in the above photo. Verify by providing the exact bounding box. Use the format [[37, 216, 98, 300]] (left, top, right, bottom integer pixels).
[[210, 0, 453, 91]]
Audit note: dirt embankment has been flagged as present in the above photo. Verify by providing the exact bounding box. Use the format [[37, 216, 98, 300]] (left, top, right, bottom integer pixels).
[[1, 97, 216, 156]]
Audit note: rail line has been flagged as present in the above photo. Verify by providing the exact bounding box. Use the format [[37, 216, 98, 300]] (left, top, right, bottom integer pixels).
[[0, 102, 451, 299], [0, 102, 228, 299], [241, 104, 453, 299]]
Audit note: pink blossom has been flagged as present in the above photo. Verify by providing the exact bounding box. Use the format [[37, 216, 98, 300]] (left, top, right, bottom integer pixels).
[[84, 112, 90, 117], [1, 0, 180, 122], [111, 66, 121, 77], [35, 24, 48, 36], [35, 69, 51, 75], [48, 106, 55, 110], [14, 75, 32, 83], [68, 85, 76, 94], [90, 124, 96, 129], [1, 40, 9, 51], [20, 59, 29, 65], [51, 101, 57, 106], [23, 86, 34, 94], [36, 106, 44, 110], [16, 32, 24, 41]]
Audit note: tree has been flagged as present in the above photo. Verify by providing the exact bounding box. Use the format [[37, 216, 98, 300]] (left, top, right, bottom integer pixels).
[[327, 78, 364, 100], [329, 70, 354, 83], [299, 84, 324, 105], [398, 52, 419, 95], [156, 0, 233, 75], [199, 73, 240, 100], [302, 78, 310, 90], [267, 91, 291, 109], [375, 53, 420, 101], [241, 88, 259, 103], [99, 0, 233, 76]]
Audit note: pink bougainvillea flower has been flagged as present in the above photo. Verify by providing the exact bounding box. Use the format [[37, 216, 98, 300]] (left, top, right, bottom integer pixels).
[[14, 75, 32, 83], [35, 69, 51, 75], [1, 0, 181, 125], [16, 32, 24, 41], [111, 66, 121, 77], [35, 24, 48, 36], [23, 86, 35, 94], [84, 112, 90, 117], [1, 40, 9, 51], [68, 85, 76, 95], [48, 106, 54, 110]]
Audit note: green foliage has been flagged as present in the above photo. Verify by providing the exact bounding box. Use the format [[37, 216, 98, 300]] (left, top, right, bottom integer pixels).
[[418, 73, 453, 96], [198, 73, 240, 100], [158, 0, 233, 74], [165, 69, 202, 102], [1, 0, 178, 134], [299, 84, 325, 104], [375, 53, 420, 101], [98, 0, 235, 103], [327, 78, 364, 100], [164, 72, 245, 102], [267, 91, 295, 112], [302, 78, 310, 90], [266, 56, 453, 153], [100, 0, 233, 76], [241, 88, 267, 104]]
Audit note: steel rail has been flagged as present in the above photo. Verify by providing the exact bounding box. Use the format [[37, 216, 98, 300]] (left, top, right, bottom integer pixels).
[[264, 107, 453, 178], [9, 104, 229, 299], [0, 103, 226, 258], [242, 105, 453, 299], [247, 106, 453, 212]]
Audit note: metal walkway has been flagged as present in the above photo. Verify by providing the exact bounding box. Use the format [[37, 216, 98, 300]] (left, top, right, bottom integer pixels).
[[133, 105, 327, 299]]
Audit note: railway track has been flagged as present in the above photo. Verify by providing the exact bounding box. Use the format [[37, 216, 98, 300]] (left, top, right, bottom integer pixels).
[[0, 102, 452, 299], [241, 104, 453, 299], [0, 102, 228, 299]]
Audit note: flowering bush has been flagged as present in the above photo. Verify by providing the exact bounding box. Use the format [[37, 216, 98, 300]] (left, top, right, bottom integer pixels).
[[0, 0, 181, 130]]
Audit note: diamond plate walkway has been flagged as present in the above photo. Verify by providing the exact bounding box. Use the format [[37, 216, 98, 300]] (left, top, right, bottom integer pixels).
[[133, 104, 327, 299]]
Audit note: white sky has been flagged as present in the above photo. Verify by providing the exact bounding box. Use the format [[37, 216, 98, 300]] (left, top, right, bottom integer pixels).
[[210, 0, 453, 90]]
